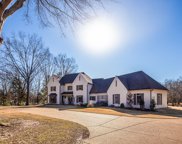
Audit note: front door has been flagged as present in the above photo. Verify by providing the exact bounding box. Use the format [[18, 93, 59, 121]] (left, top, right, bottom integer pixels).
[[68, 96, 73, 105], [62, 95, 73, 105], [49, 94, 57, 104]]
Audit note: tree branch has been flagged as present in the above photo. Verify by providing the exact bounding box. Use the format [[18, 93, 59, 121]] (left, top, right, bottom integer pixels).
[[3, 0, 25, 20], [0, 0, 13, 17]]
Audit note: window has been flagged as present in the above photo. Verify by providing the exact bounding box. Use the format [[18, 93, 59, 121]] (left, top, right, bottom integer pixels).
[[113, 94, 120, 104], [76, 95, 83, 103], [79, 75, 81, 81], [157, 93, 162, 105], [133, 93, 144, 105], [97, 95, 108, 102], [50, 86, 56, 91], [115, 80, 117, 87], [67, 86, 72, 90], [90, 96, 96, 101], [53, 78, 54, 82], [76, 85, 83, 90]]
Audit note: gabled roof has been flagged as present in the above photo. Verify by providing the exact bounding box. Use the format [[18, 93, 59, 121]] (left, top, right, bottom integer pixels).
[[48, 75, 60, 84], [59, 73, 80, 85], [90, 77, 114, 93], [118, 71, 167, 90], [82, 73, 93, 84]]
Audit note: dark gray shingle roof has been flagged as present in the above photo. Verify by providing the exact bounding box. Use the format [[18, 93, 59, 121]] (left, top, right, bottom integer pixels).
[[90, 77, 114, 93], [59, 73, 80, 85], [118, 71, 167, 90]]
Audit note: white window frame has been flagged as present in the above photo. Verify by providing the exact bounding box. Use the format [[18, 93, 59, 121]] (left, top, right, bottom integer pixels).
[[97, 95, 108, 102], [67, 86, 72, 91], [90, 96, 96, 101], [76, 85, 83, 91], [50, 86, 56, 91], [133, 93, 144, 105], [76, 95, 83, 103], [157, 93, 162, 105], [113, 94, 120, 104]]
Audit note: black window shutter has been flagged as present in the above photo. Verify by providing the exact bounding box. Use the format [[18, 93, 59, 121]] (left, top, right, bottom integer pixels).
[[113, 95, 114, 104], [134, 94, 136, 105]]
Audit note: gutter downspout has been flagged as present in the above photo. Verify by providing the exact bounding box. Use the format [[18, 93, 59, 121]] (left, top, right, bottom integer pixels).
[[87, 84, 88, 103], [150, 89, 153, 103]]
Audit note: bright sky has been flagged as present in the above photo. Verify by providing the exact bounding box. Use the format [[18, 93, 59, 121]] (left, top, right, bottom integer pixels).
[[3, 0, 182, 82]]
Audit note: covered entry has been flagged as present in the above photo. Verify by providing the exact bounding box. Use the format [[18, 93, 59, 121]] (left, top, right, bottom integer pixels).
[[61, 92, 74, 105], [49, 93, 57, 104]]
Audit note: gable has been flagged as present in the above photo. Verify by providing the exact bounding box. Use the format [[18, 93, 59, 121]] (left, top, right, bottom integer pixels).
[[73, 73, 90, 84], [107, 77, 128, 94], [47, 75, 60, 86]]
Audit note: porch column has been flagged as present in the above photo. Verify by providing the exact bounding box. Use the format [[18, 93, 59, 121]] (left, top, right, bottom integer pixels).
[[57, 94, 60, 104], [47, 95, 50, 104]]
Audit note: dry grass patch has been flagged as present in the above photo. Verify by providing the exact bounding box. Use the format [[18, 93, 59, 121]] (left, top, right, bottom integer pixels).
[[0, 109, 89, 144], [69, 107, 181, 119]]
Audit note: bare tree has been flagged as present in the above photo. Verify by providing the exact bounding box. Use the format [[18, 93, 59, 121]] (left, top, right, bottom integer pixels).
[[31, 73, 42, 104], [1, 32, 49, 105], [54, 53, 78, 77], [42, 53, 56, 85], [0, 0, 102, 45], [165, 78, 182, 106], [0, 72, 11, 105]]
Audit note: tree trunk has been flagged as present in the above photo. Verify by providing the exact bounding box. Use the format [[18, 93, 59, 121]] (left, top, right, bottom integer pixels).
[[0, 0, 25, 46], [37, 95, 39, 104], [0, 21, 3, 45], [26, 80, 29, 105]]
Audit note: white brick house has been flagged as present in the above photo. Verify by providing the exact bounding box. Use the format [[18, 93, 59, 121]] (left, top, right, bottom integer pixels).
[[47, 71, 168, 109]]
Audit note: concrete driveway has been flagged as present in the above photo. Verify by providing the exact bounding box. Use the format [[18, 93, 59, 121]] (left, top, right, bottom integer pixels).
[[18, 107, 182, 144]]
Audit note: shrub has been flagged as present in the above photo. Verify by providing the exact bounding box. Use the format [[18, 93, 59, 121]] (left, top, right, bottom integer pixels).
[[80, 103, 88, 108], [139, 99, 145, 110], [95, 101, 108, 107], [120, 103, 125, 108], [3, 101, 11, 106], [87, 103, 94, 107], [150, 99, 156, 111], [109, 104, 115, 107]]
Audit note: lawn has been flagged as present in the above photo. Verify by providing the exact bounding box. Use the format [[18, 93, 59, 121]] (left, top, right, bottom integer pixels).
[[68, 106, 182, 119], [0, 108, 89, 144]]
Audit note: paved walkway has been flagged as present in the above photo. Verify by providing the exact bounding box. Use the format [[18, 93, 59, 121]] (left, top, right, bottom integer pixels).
[[18, 107, 182, 144]]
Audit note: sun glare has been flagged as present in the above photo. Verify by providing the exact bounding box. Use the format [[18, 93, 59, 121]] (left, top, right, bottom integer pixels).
[[77, 17, 121, 56]]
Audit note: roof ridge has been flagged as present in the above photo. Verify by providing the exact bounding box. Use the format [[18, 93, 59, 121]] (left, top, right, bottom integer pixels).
[[118, 70, 144, 77], [64, 72, 79, 76]]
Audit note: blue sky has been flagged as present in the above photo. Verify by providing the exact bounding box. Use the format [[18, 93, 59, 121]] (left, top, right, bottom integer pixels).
[[3, 0, 182, 82]]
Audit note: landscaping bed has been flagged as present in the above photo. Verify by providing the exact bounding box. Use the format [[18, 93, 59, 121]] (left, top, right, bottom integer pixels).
[[0, 109, 89, 144]]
